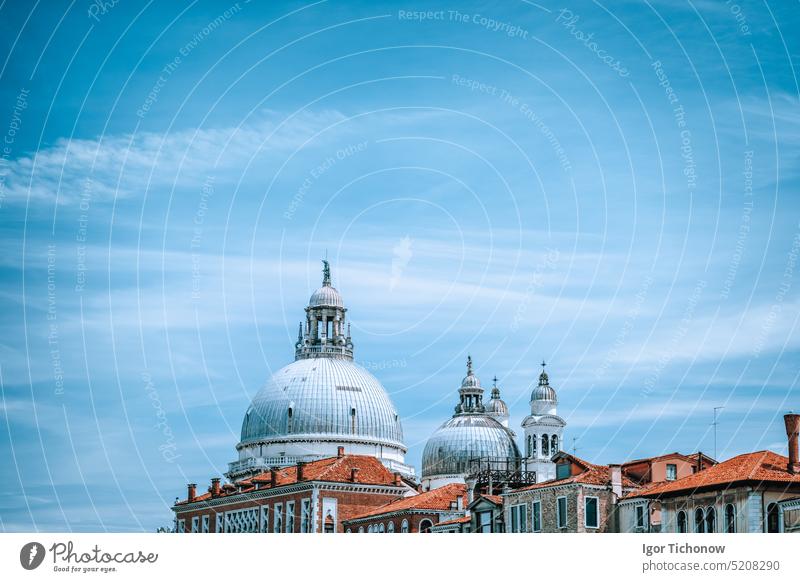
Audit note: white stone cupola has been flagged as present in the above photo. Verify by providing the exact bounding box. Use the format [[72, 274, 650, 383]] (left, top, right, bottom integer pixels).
[[521, 361, 566, 482]]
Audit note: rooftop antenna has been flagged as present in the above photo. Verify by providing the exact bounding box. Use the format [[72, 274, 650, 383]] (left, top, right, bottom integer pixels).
[[571, 436, 579, 456], [712, 406, 724, 460]]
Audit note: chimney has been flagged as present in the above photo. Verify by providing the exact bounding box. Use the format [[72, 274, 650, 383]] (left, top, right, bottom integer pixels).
[[187, 483, 197, 503], [785, 414, 800, 474], [457, 495, 464, 511], [466, 477, 476, 505], [393, 472, 402, 486], [270, 468, 279, 486], [297, 462, 306, 481], [350, 467, 359, 482], [337, 446, 345, 458], [211, 478, 221, 497], [609, 464, 622, 498]]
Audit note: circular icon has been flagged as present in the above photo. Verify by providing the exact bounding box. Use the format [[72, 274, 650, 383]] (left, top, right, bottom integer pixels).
[[19, 542, 46, 570]]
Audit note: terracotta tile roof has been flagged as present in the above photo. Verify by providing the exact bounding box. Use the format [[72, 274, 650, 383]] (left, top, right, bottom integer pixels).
[[435, 515, 471, 526], [626, 451, 800, 499], [344, 483, 467, 521], [481, 494, 503, 505], [512, 456, 637, 493], [176, 454, 400, 505]]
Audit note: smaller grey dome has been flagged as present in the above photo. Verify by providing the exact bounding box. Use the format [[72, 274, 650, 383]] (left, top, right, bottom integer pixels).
[[309, 285, 344, 308], [421, 414, 521, 478], [486, 394, 509, 416], [531, 368, 557, 402]]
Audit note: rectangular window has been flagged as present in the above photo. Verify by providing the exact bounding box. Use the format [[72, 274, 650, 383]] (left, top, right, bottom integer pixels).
[[479, 511, 492, 533], [215, 513, 223, 533], [260, 506, 269, 533], [556, 463, 571, 480], [301, 499, 312, 533], [666, 464, 677, 481], [202, 515, 210, 533], [509, 504, 527, 533], [585, 497, 599, 529], [636, 505, 645, 529], [191, 516, 199, 533], [273, 503, 283, 533], [532, 501, 542, 532], [177, 519, 185, 533], [556, 496, 567, 529], [286, 501, 295, 533]]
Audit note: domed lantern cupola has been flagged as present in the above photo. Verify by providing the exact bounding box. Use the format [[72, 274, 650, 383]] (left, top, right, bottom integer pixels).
[[296, 259, 353, 360], [454, 356, 486, 415], [486, 376, 510, 428]]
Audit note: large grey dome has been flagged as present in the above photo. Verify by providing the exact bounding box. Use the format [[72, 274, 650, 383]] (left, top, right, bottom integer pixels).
[[240, 357, 405, 449], [421, 414, 520, 478]]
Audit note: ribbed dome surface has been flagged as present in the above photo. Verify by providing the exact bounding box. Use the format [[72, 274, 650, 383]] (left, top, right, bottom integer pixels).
[[421, 415, 520, 477], [309, 285, 344, 308], [241, 357, 404, 447], [486, 396, 509, 416], [531, 383, 557, 402]]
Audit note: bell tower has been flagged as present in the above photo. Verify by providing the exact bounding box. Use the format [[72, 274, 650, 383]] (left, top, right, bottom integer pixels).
[[521, 362, 567, 482]]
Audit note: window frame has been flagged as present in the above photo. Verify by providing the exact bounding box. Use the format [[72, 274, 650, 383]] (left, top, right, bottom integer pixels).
[[191, 516, 199, 533], [300, 498, 311, 533], [286, 501, 295, 533], [274, 503, 283, 533], [677, 509, 687, 533], [401, 519, 409, 533], [724, 503, 736, 533], [584, 496, 599, 529], [177, 519, 185, 533], [556, 496, 568, 529], [531, 500, 542, 532], [509, 503, 527, 533], [635, 504, 646, 529], [666, 463, 678, 481], [201, 514, 210, 533]]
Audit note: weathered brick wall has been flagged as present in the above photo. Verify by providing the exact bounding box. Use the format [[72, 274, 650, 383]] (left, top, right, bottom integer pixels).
[[506, 485, 615, 533]]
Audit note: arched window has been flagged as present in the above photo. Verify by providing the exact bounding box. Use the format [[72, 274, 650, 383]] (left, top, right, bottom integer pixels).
[[358, 526, 364, 533], [526, 435, 532, 457], [345, 528, 351, 533], [419, 519, 433, 533], [367, 525, 373, 533], [551, 435, 558, 454], [705, 507, 716, 533], [541, 434, 549, 457], [532, 435, 537, 457], [287, 407, 293, 433], [350, 408, 357, 434], [724, 504, 736, 533], [378, 523, 385, 533], [401, 519, 409, 533], [387, 521, 395, 533], [694, 508, 705, 533], [767, 503, 779, 533], [677, 510, 687, 533]]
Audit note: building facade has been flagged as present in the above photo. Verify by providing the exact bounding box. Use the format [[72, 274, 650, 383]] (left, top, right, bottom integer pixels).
[[620, 415, 800, 534], [501, 452, 636, 533], [173, 450, 412, 533], [342, 483, 467, 533]]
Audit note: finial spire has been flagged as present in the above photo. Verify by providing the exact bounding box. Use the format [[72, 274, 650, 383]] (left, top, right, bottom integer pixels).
[[322, 258, 331, 286], [466, 355, 473, 376], [297, 322, 303, 342], [493, 375, 498, 386]]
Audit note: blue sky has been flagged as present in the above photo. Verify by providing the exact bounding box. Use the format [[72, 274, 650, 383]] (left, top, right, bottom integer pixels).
[[0, 0, 798, 531]]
